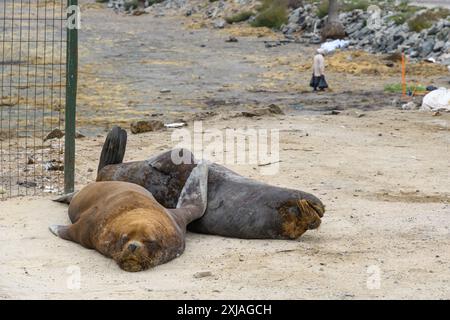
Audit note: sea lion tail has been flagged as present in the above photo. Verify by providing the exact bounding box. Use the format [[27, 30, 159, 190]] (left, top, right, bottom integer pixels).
[[176, 161, 209, 223], [53, 192, 77, 204], [97, 126, 128, 173]]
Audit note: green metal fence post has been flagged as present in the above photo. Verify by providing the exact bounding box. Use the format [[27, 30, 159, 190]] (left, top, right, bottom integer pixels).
[[64, 0, 78, 193]]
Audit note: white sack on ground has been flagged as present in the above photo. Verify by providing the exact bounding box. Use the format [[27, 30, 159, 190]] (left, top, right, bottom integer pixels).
[[320, 39, 350, 53], [421, 88, 450, 112]]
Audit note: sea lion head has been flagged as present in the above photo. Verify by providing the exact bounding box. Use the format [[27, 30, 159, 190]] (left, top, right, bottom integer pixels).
[[114, 236, 163, 272], [108, 209, 180, 272], [278, 198, 325, 239]]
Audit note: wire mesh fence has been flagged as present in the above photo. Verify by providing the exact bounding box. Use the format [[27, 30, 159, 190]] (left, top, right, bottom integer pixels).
[[0, 0, 67, 199]]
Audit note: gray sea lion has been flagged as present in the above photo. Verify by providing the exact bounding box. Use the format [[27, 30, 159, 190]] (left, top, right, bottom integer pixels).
[[49, 162, 208, 272]]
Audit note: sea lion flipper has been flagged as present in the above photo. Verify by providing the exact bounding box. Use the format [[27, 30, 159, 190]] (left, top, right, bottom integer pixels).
[[53, 192, 77, 205], [174, 161, 209, 223], [97, 126, 127, 173], [49, 225, 73, 241]]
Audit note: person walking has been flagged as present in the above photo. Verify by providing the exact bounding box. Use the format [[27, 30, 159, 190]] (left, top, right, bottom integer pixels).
[[310, 48, 328, 91]]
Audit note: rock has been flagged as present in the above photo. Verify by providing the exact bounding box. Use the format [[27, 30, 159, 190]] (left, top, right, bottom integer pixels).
[[131, 9, 146, 16], [265, 41, 281, 48], [436, 28, 449, 42], [160, 88, 171, 93], [241, 104, 285, 117], [433, 40, 445, 52], [17, 180, 37, 188], [401, 101, 418, 110], [192, 111, 217, 120], [225, 36, 238, 43], [75, 131, 86, 139], [409, 50, 419, 58], [391, 98, 401, 108], [428, 21, 444, 36], [267, 104, 284, 115], [309, 35, 322, 44], [421, 39, 435, 57], [324, 110, 341, 115], [346, 21, 365, 35], [194, 271, 212, 278], [44, 160, 64, 171], [130, 120, 164, 134], [125, 0, 140, 11], [27, 156, 35, 165], [384, 52, 402, 62], [288, 7, 302, 24], [43, 128, 64, 141], [213, 18, 226, 29]]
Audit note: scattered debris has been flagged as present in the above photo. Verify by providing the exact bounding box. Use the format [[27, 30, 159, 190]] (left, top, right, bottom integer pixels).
[[44, 160, 64, 171], [160, 88, 171, 93], [258, 160, 282, 167], [264, 40, 294, 48], [43, 186, 59, 193], [27, 156, 35, 165], [213, 19, 226, 29], [131, 120, 165, 134], [241, 104, 284, 117], [324, 110, 341, 115], [401, 101, 418, 111], [75, 131, 86, 139], [192, 111, 216, 121], [194, 271, 213, 279], [0, 101, 15, 107], [17, 181, 37, 188], [225, 36, 238, 43], [164, 122, 187, 129]]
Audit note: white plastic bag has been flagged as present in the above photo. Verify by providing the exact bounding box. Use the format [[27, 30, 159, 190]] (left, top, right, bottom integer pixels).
[[421, 88, 450, 112], [320, 39, 350, 53]]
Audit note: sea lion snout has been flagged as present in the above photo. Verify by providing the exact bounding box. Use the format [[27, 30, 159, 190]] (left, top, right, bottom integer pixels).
[[127, 241, 141, 253], [116, 240, 151, 272], [278, 198, 324, 239], [307, 218, 321, 230], [297, 199, 323, 230]]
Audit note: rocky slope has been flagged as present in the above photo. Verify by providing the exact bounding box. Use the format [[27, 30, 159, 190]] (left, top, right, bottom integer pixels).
[[102, 0, 450, 65]]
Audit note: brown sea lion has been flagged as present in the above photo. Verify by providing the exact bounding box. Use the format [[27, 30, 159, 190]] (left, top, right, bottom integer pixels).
[[49, 162, 208, 272]]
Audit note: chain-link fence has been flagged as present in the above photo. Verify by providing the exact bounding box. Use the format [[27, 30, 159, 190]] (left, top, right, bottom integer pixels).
[[0, 0, 76, 199]]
